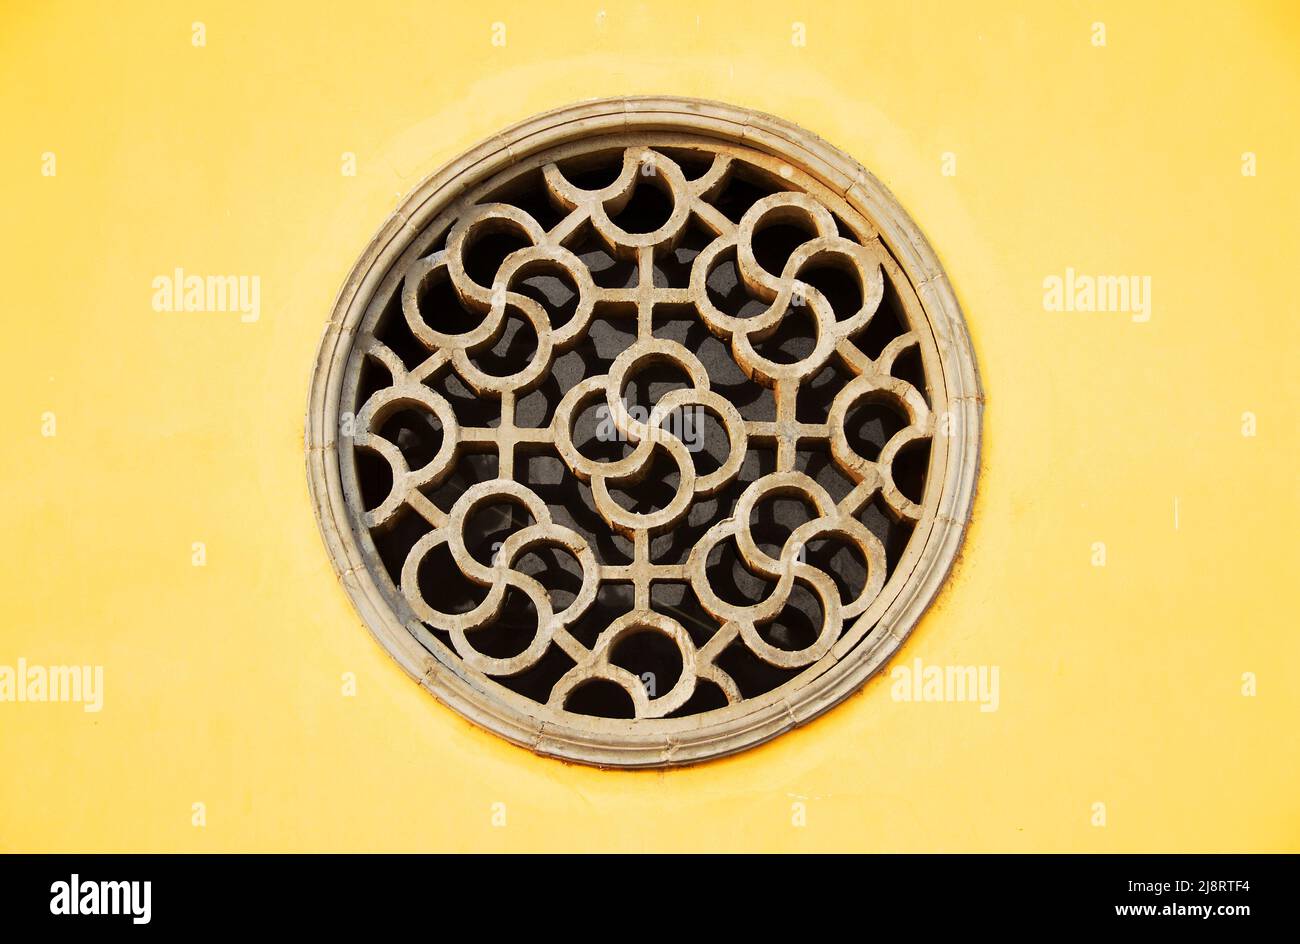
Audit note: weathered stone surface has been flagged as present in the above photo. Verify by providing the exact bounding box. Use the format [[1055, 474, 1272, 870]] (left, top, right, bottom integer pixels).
[[305, 97, 982, 768]]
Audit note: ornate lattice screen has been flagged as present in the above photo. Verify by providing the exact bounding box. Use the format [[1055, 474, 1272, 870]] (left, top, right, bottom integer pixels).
[[307, 98, 981, 767]]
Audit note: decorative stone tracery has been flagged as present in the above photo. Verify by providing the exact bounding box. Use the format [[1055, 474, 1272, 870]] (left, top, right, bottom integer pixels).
[[306, 97, 981, 767]]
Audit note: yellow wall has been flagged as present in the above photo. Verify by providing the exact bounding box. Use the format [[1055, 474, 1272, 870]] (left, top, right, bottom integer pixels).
[[2, 0, 1296, 852]]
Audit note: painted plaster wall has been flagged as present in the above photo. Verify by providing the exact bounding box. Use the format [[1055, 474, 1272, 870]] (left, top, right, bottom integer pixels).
[[1, 0, 1296, 851]]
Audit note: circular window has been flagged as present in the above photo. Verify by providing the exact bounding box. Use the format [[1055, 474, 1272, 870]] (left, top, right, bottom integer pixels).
[[306, 97, 981, 767]]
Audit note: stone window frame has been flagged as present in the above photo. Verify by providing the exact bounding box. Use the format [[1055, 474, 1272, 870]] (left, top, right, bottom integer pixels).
[[305, 96, 982, 767]]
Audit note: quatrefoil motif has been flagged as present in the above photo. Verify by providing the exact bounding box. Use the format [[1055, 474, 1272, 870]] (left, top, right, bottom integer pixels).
[[345, 139, 939, 723]]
